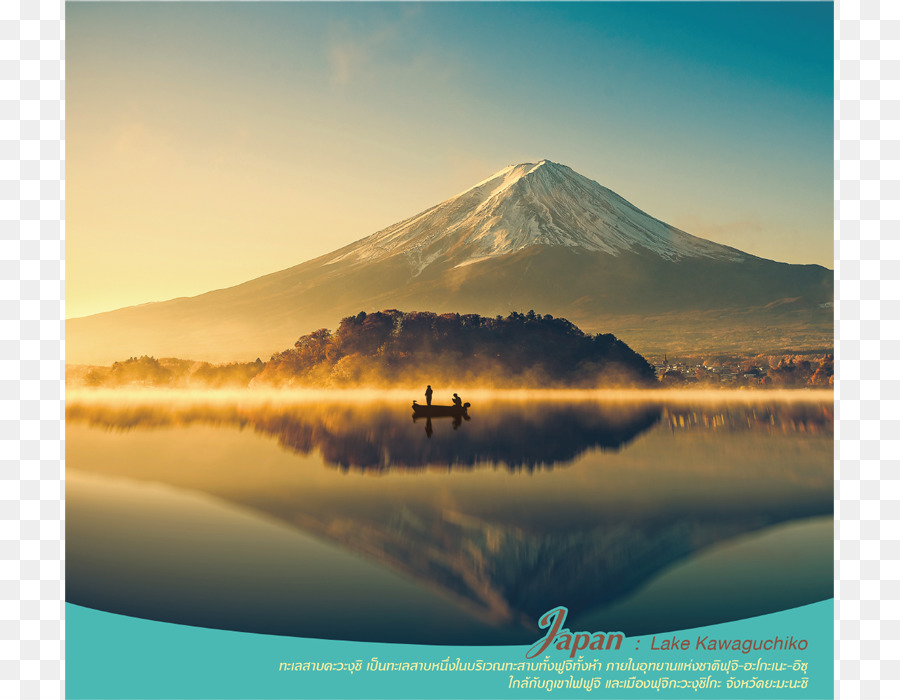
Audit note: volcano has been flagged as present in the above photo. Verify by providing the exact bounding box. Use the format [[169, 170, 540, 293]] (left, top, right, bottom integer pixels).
[[67, 160, 833, 363]]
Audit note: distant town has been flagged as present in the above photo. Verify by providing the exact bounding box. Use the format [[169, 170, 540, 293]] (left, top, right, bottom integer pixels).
[[650, 352, 834, 388]]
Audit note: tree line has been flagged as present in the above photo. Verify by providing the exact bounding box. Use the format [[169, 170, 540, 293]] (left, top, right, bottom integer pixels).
[[254, 309, 657, 388]]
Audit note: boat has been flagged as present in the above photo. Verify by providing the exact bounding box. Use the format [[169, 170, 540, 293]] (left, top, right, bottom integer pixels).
[[412, 401, 471, 418]]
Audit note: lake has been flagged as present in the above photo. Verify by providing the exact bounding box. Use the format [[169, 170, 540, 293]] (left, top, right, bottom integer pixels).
[[66, 389, 833, 645]]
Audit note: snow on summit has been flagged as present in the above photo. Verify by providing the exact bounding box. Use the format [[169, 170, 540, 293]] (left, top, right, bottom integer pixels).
[[328, 160, 745, 273]]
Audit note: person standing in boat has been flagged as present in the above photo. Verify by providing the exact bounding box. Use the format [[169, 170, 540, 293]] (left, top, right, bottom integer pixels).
[[425, 385, 433, 406]]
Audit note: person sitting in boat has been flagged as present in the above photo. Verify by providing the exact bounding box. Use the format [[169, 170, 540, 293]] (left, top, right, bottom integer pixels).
[[425, 385, 433, 406], [452, 393, 462, 408]]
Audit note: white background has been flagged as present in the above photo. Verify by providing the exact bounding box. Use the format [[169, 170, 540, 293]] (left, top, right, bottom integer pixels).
[[0, 0, 893, 698]]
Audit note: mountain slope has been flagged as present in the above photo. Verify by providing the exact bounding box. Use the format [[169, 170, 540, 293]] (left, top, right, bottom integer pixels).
[[67, 160, 833, 364], [329, 160, 744, 270]]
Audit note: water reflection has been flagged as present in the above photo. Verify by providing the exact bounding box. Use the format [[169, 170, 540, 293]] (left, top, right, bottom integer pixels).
[[663, 401, 833, 435], [66, 400, 664, 471], [416, 412, 470, 436], [65, 398, 832, 472], [65, 394, 833, 643]]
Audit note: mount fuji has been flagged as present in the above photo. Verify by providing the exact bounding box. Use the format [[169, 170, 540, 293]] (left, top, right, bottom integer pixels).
[[67, 160, 833, 364]]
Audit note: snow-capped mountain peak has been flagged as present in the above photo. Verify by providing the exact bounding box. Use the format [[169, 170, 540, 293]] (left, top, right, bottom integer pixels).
[[328, 160, 745, 273]]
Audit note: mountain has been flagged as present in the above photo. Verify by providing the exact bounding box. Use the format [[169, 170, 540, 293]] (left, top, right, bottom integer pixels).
[[67, 160, 833, 364]]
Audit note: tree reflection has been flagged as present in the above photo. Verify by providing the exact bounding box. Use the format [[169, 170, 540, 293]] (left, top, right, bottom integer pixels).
[[67, 400, 663, 471], [66, 398, 833, 473]]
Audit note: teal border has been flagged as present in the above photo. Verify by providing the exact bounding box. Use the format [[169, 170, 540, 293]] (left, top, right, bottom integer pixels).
[[67, 600, 833, 699]]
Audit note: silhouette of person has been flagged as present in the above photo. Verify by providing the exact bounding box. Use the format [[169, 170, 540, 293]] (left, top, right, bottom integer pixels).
[[452, 393, 462, 408], [425, 385, 433, 406]]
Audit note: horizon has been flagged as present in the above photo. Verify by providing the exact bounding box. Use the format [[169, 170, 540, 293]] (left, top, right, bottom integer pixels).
[[68, 2, 833, 319]]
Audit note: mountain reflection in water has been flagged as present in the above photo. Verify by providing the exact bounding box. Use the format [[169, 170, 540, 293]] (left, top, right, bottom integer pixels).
[[66, 394, 833, 643]]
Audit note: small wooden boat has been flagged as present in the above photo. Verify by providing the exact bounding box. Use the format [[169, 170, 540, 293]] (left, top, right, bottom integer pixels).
[[412, 401, 471, 417]]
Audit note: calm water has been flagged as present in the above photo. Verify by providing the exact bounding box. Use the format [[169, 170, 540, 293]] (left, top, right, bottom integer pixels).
[[66, 391, 833, 644]]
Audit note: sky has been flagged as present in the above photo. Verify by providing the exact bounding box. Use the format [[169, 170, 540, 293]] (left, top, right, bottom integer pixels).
[[67, 2, 834, 319]]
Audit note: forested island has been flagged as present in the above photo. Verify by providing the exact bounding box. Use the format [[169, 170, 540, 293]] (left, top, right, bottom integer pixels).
[[68, 310, 658, 388]]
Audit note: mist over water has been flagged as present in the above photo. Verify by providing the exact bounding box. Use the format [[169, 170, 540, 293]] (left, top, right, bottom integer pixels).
[[66, 390, 833, 643]]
